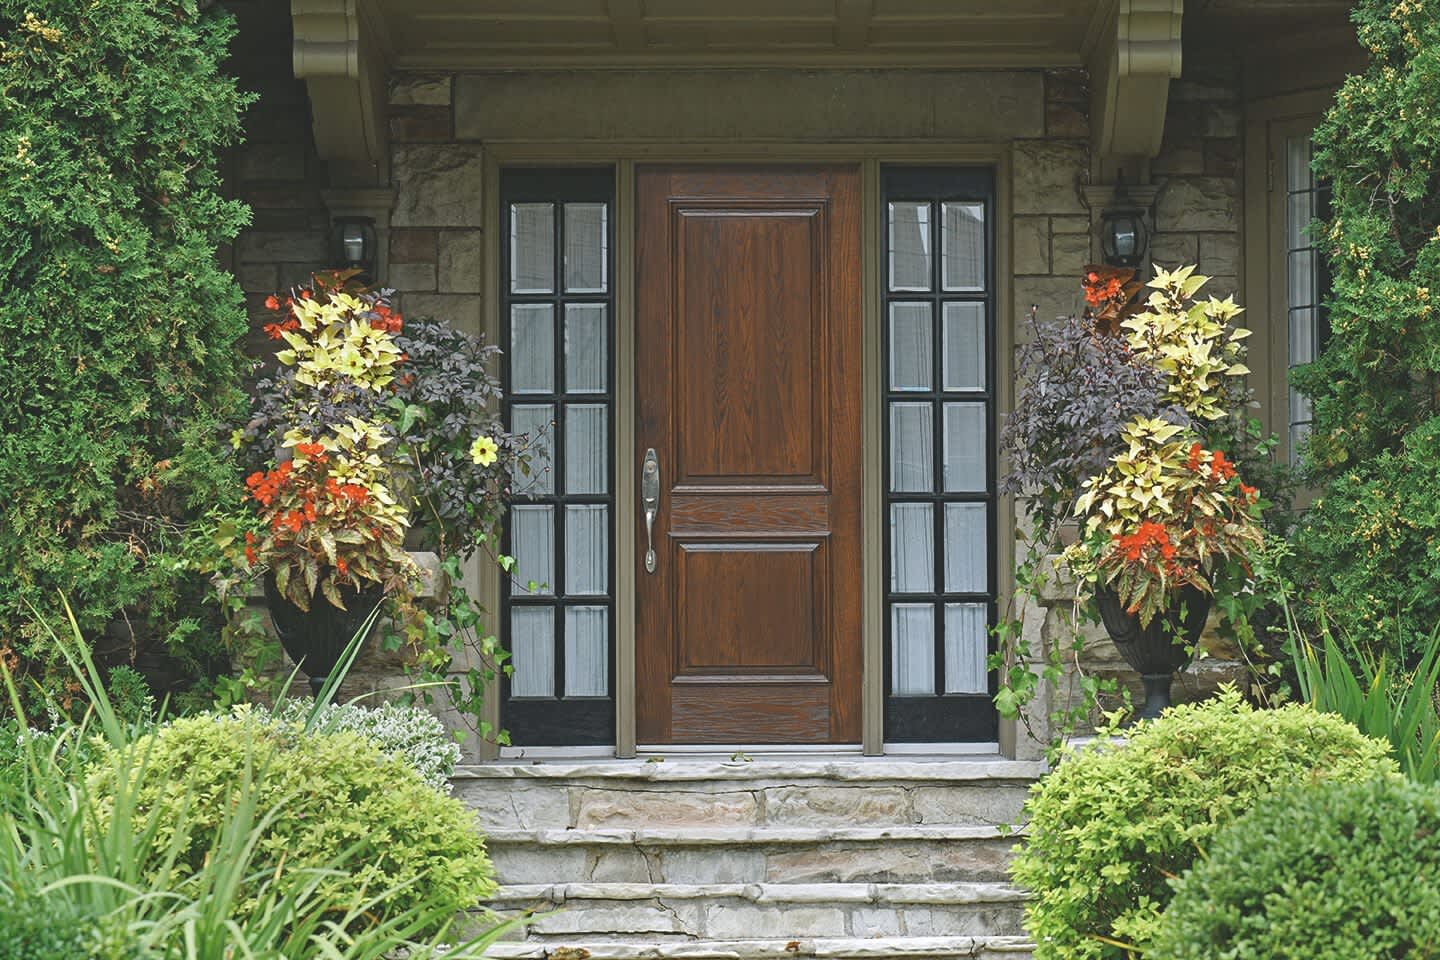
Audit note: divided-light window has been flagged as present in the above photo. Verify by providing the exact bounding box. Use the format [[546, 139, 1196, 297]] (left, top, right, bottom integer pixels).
[[881, 167, 998, 743], [501, 168, 616, 746]]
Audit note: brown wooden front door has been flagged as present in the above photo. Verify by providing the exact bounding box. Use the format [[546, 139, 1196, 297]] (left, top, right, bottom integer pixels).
[[635, 166, 863, 745]]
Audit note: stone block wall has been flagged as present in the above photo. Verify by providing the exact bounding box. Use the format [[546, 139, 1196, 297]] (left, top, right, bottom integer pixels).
[[1151, 56, 1245, 299], [223, 0, 334, 354], [386, 74, 486, 337]]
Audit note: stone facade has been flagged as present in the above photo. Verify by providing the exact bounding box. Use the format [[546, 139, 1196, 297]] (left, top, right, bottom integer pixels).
[[225, 4, 1252, 751]]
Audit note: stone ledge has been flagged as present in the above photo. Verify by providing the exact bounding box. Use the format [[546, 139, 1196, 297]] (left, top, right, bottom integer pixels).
[[484, 825, 1019, 847], [454, 758, 1046, 784], [486, 937, 1036, 959], [487, 882, 1028, 906]]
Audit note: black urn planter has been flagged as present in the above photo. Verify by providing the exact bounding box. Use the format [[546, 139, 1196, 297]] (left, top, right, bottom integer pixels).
[[1094, 583, 1211, 721], [263, 573, 386, 697]]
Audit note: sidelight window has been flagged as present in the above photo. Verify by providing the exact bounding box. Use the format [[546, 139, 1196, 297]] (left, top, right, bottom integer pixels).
[[1283, 136, 1331, 462], [501, 169, 615, 745], [882, 167, 997, 743]]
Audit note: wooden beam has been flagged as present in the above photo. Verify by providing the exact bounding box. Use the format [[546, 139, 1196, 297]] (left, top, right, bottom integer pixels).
[[608, 0, 647, 51], [835, 0, 873, 52]]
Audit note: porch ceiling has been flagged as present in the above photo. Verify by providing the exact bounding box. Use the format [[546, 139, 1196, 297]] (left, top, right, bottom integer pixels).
[[369, 0, 1113, 70]]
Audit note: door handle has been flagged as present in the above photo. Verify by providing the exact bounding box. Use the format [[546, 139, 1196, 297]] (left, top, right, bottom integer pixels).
[[642, 448, 660, 574]]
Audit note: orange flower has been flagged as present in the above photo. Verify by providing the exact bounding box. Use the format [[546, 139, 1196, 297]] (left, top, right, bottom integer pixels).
[[244, 545, 258, 566], [1186, 443, 1204, 471], [264, 294, 280, 311], [337, 558, 349, 577], [295, 442, 325, 459]]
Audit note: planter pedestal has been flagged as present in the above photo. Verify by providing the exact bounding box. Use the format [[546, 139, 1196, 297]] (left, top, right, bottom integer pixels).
[[1094, 584, 1211, 721], [263, 574, 386, 697]]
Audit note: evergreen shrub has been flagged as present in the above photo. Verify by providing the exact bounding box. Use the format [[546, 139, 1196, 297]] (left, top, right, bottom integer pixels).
[[0, 0, 252, 689], [87, 708, 496, 933], [1293, 0, 1440, 661], [1011, 690, 1397, 959], [1152, 778, 1440, 959]]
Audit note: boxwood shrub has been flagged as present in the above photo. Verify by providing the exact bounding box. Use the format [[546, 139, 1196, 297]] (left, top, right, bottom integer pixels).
[[87, 708, 495, 934], [1152, 778, 1440, 958], [1011, 689, 1397, 959]]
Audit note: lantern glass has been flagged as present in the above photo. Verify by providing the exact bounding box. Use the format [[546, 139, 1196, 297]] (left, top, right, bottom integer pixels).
[[332, 217, 375, 279], [1101, 209, 1147, 268]]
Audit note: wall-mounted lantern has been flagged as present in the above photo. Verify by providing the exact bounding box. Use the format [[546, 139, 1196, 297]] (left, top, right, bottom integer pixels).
[[332, 216, 376, 282], [1099, 173, 1150, 269]]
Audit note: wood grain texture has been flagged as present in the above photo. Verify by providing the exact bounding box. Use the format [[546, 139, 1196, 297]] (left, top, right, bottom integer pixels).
[[636, 165, 862, 744]]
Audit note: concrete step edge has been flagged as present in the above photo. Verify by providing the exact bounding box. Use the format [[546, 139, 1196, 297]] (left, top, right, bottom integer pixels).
[[454, 759, 1045, 785], [484, 825, 1022, 846], [487, 881, 1028, 906], [484, 936, 1035, 959]]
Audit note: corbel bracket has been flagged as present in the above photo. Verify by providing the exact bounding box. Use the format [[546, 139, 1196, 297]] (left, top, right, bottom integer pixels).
[[292, 0, 393, 186], [1087, 0, 1184, 160]]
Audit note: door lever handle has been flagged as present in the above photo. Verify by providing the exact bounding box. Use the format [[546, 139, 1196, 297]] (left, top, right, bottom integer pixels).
[[642, 448, 660, 574]]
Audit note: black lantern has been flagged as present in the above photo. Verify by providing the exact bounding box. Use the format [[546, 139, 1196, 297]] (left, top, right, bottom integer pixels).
[[332, 216, 376, 282], [1100, 175, 1149, 269]]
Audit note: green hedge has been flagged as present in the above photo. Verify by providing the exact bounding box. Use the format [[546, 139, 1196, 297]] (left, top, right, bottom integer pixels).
[[0, 1, 251, 688], [87, 708, 496, 934], [1292, 0, 1440, 662], [1152, 778, 1440, 958], [1011, 690, 1397, 960]]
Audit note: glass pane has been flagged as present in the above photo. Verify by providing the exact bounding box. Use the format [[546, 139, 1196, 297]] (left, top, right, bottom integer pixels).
[[511, 404, 554, 496], [888, 303, 932, 391], [511, 505, 554, 595], [889, 402, 934, 493], [1289, 422, 1312, 465], [888, 201, 931, 291], [890, 503, 934, 593], [1289, 308, 1317, 368], [510, 203, 554, 294], [565, 404, 608, 495], [944, 603, 989, 694], [1289, 386, 1314, 429], [565, 303, 607, 393], [944, 502, 988, 594], [1286, 137, 1314, 193], [943, 403, 987, 492], [564, 606, 609, 697], [1287, 189, 1316, 251], [565, 505, 608, 596], [942, 202, 985, 291], [564, 202, 608, 293], [510, 304, 554, 394], [942, 302, 986, 391], [890, 604, 935, 696], [1288, 250, 1316, 310], [510, 607, 555, 697]]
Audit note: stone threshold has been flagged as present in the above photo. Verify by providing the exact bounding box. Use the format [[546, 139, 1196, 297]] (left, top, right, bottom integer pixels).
[[484, 825, 1021, 846], [486, 936, 1036, 958], [454, 758, 1047, 783], [487, 882, 1028, 907]]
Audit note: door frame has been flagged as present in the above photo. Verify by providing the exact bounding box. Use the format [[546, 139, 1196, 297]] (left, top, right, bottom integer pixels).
[[477, 141, 1016, 759]]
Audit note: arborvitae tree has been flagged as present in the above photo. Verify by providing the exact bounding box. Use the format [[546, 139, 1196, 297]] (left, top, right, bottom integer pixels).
[[0, 1, 252, 691], [1292, 0, 1440, 659]]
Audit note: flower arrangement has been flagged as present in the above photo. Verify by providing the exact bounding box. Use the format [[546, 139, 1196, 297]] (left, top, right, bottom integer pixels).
[[217, 271, 530, 744], [1060, 266, 1265, 625], [995, 263, 1277, 742]]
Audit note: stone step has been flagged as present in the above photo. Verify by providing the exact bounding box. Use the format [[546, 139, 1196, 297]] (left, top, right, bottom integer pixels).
[[487, 936, 1033, 960], [455, 758, 1043, 834], [486, 825, 1021, 885], [484, 882, 1028, 941]]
